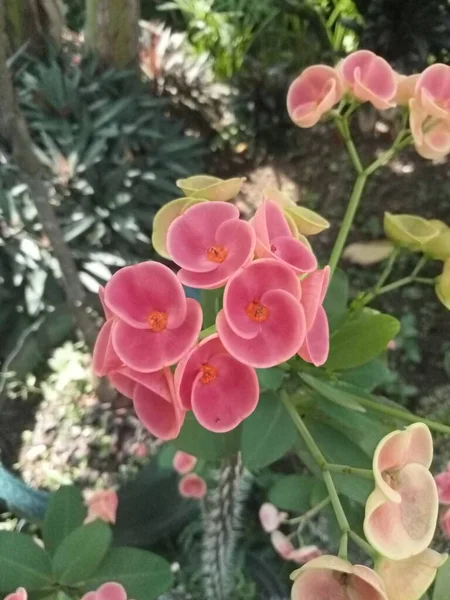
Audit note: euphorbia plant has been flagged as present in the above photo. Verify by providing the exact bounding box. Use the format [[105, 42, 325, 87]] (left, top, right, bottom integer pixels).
[[4, 51, 450, 600]]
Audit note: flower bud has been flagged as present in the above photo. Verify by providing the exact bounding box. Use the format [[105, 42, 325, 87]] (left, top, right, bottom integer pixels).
[[176, 175, 245, 201], [384, 212, 440, 250]]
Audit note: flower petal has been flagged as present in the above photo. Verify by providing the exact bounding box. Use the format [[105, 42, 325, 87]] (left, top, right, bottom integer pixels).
[[173, 451, 197, 475], [297, 305, 329, 366], [93, 320, 123, 376], [269, 235, 317, 274], [301, 267, 330, 330], [133, 382, 184, 440], [179, 473, 207, 498], [96, 583, 127, 600], [152, 197, 198, 259]]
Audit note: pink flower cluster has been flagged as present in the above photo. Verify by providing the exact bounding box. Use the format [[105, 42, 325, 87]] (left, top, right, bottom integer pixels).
[[93, 196, 330, 438], [287, 51, 450, 160]]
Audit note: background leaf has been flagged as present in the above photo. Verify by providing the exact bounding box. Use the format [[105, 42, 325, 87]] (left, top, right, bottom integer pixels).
[[268, 475, 315, 512], [43, 486, 86, 555], [433, 558, 450, 600], [0, 532, 53, 593], [173, 412, 240, 460]]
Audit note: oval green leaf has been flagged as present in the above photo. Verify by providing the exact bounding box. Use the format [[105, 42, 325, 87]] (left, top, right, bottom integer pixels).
[[43, 485, 87, 555], [173, 412, 240, 460], [268, 475, 315, 512], [0, 532, 53, 593]]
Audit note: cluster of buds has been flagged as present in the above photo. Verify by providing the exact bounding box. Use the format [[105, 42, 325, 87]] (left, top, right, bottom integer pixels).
[[93, 176, 330, 439], [173, 450, 207, 499], [287, 50, 450, 161]]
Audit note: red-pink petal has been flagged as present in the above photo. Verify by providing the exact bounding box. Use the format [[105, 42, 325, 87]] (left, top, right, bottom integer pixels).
[[173, 451, 197, 474], [133, 382, 185, 440], [109, 372, 136, 398], [268, 235, 317, 274], [4, 589, 27, 600], [259, 503, 285, 533], [112, 298, 202, 372], [177, 219, 256, 289], [93, 320, 122, 376], [417, 64, 450, 120], [223, 259, 301, 340], [217, 290, 306, 368], [291, 568, 346, 600], [98, 286, 114, 319], [105, 262, 187, 329], [297, 306, 329, 366], [271, 530, 295, 558], [253, 200, 292, 243], [179, 473, 207, 499], [167, 201, 239, 272], [435, 467, 450, 505], [301, 267, 330, 330], [96, 583, 127, 600], [191, 353, 259, 432], [440, 507, 450, 537]]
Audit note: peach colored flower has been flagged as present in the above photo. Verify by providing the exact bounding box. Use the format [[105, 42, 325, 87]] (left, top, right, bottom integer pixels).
[[290, 555, 388, 600], [175, 334, 259, 432], [179, 473, 207, 499], [287, 65, 344, 128], [84, 489, 118, 525], [252, 200, 317, 274], [376, 549, 447, 600], [4, 589, 27, 600], [217, 259, 306, 368], [173, 451, 197, 475], [167, 201, 256, 289], [364, 423, 439, 560], [435, 462, 450, 504], [410, 98, 450, 160], [297, 267, 330, 367], [395, 73, 420, 106], [103, 262, 202, 373], [416, 63, 450, 122], [441, 507, 450, 537], [340, 50, 397, 109], [259, 503, 288, 533], [81, 582, 130, 600]]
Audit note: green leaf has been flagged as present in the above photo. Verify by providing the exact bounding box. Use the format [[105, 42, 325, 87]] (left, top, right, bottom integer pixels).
[[0, 532, 53, 593], [43, 486, 86, 556], [300, 374, 365, 412], [53, 521, 112, 585], [326, 310, 400, 370], [242, 391, 297, 470], [173, 412, 240, 460], [323, 269, 348, 330], [81, 547, 173, 600], [256, 368, 284, 390], [433, 557, 450, 600], [268, 475, 315, 512], [200, 288, 223, 328], [339, 358, 391, 391]]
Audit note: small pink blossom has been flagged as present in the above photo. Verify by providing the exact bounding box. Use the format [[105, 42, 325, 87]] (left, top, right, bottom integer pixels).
[[288, 545, 322, 565], [179, 473, 207, 499], [440, 507, 450, 538], [217, 259, 306, 368], [167, 202, 256, 289], [173, 451, 197, 475], [102, 262, 202, 373], [435, 462, 450, 504], [409, 99, 450, 160], [259, 503, 288, 533], [340, 50, 397, 109], [287, 65, 344, 128], [416, 63, 450, 122], [271, 530, 294, 559], [252, 200, 317, 274], [84, 489, 118, 524], [4, 589, 27, 600], [81, 582, 129, 600], [175, 335, 259, 432], [297, 267, 330, 367]]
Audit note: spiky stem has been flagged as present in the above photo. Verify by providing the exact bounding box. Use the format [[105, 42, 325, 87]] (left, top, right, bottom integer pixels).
[[201, 454, 252, 600]]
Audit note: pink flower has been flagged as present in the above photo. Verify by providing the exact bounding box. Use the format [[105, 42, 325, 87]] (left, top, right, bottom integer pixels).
[[4, 589, 27, 600], [252, 200, 317, 274], [364, 423, 439, 560], [81, 582, 129, 600], [441, 507, 450, 537], [339, 50, 397, 109], [175, 335, 259, 432], [101, 262, 202, 372], [287, 65, 344, 128], [395, 73, 420, 106], [179, 473, 207, 499], [84, 489, 118, 524], [217, 259, 306, 368], [409, 99, 450, 160], [173, 451, 197, 475], [166, 202, 256, 289], [416, 63, 450, 122], [297, 267, 330, 367], [376, 549, 448, 600], [93, 321, 186, 440], [291, 555, 388, 600], [259, 503, 288, 533], [271, 530, 295, 559], [435, 462, 450, 504], [288, 545, 322, 565]]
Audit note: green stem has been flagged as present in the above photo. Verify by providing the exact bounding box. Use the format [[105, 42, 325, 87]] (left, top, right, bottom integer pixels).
[[322, 470, 350, 533], [288, 496, 331, 525], [374, 247, 400, 293], [199, 324, 217, 340], [355, 395, 450, 435], [329, 173, 367, 277], [339, 531, 349, 560], [349, 531, 378, 561], [370, 276, 412, 297], [411, 255, 428, 278], [327, 464, 374, 480]]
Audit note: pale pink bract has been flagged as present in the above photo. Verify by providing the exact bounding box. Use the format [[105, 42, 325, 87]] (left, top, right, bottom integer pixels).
[[217, 259, 306, 368], [288, 545, 322, 565], [297, 267, 330, 367], [287, 65, 344, 128], [179, 473, 207, 499], [103, 262, 202, 373], [167, 202, 256, 289], [81, 582, 129, 600], [416, 63, 450, 122], [435, 462, 450, 504], [175, 334, 259, 432], [84, 489, 118, 524], [173, 451, 197, 475], [271, 530, 295, 559], [259, 503, 288, 533], [4, 589, 27, 600], [252, 200, 317, 274], [409, 99, 450, 160], [340, 50, 397, 109]]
